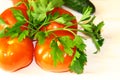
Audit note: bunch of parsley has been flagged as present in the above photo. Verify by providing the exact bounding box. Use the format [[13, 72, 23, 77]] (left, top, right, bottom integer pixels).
[[0, 0, 104, 74]]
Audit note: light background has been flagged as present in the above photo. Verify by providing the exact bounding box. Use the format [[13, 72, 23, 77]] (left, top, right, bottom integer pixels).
[[0, 0, 120, 80]]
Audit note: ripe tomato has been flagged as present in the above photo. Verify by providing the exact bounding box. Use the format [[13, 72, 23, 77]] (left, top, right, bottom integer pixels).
[[35, 33, 75, 72], [34, 8, 77, 72], [11, 0, 27, 10], [0, 37, 34, 72], [0, 7, 28, 30]]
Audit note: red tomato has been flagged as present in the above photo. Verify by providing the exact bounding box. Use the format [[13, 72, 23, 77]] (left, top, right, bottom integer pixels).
[[35, 33, 75, 72], [0, 4, 33, 72], [0, 37, 34, 72], [0, 7, 28, 30], [11, 0, 27, 10], [34, 8, 77, 72]]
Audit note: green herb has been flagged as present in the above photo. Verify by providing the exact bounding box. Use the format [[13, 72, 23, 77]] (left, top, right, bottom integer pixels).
[[78, 7, 104, 53], [0, 8, 27, 41], [11, 8, 26, 22], [54, 14, 75, 26], [69, 35, 87, 74], [50, 39, 64, 66], [0, 0, 104, 74], [70, 49, 87, 74], [34, 31, 46, 44], [0, 22, 23, 39], [18, 30, 29, 41], [58, 36, 74, 56], [27, 0, 64, 26]]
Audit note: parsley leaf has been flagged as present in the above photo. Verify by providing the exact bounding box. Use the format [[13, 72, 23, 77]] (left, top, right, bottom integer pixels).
[[70, 49, 87, 74], [1, 21, 24, 39], [50, 40, 64, 66], [69, 35, 87, 74], [58, 36, 74, 56], [34, 31, 46, 44], [18, 30, 29, 41], [80, 7, 92, 21], [80, 24, 93, 32], [27, 0, 64, 25], [79, 7, 104, 53], [46, 0, 64, 11], [11, 8, 26, 22], [54, 14, 75, 27], [73, 35, 86, 51]]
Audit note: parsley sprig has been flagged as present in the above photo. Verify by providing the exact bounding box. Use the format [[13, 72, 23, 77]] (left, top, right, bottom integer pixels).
[[79, 7, 104, 53], [0, 0, 104, 74]]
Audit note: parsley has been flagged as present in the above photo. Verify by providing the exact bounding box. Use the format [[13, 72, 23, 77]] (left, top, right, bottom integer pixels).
[[0, 22, 24, 39], [58, 36, 74, 56], [79, 7, 104, 53], [47, 7, 104, 73], [34, 31, 46, 44], [11, 8, 26, 22], [50, 39, 64, 66], [27, 0, 64, 26], [18, 30, 29, 41], [0, 0, 104, 74], [70, 35, 87, 74], [54, 14, 75, 27], [70, 49, 87, 74], [73, 35, 86, 52]]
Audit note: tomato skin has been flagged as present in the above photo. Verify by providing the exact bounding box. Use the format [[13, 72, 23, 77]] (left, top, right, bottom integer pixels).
[[0, 37, 34, 72], [35, 8, 77, 72], [11, 0, 27, 10], [0, 7, 28, 30]]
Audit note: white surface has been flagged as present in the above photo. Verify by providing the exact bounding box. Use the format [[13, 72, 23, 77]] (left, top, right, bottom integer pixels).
[[0, 0, 120, 80]]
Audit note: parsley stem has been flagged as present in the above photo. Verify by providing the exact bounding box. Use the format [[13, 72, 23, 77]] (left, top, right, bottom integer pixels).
[[91, 34, 100, 53], [46, 27, 76, 36]]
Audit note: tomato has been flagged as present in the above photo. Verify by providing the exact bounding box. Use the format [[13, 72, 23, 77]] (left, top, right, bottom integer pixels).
[[0, 37, 34, 72], [34, 8, 77, 72], [11, 0, 27, 10], [0, 7, 28, 30], [35, 33, 75, 72], [0, 3, 33, 72]]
